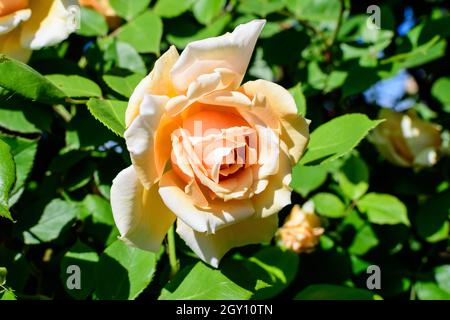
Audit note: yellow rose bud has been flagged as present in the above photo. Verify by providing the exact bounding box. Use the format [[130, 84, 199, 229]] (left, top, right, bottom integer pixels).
[[276, 202, 324, 254], [370, 109, 442, 168]]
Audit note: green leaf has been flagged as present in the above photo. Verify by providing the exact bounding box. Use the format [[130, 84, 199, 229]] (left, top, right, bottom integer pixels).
[[0, 139, 15, 221], [46, 75, 102, 98], [159, 262, 253, 300], [167, 14, 231, 49], [0, 267, 6, 286], [26, 199, 79, 243], [434, 265, 450, 294], [117, 10, 163, 54], [94, 240, 157, 300], [244, 246, 299, 299], [415, 281, 450, 300], [291, 163, 328, 197], [431, 77, 450, 112], [82, 194, 114, 226], [334, 154, 369, 200], [114, 41, 147, 75], [193, 0, 225, 25], [87, 98, 128, 136], [0, 104, 53, 134], [289, 83, 307, 116], [416, 190, 450, 243], [110, 0, 151, 20], [60, 240, 99, 299], [153, 0, 194, 18], [0, 55, 65, 103], [349, 224, 379, 256], [295, 284, 382, 300], [0, 135, 38, 205], [357, 193, 410, 226], [299, 114, 383, 166], [0, 287, 16, 300], [308, 61, 348, 93], [103, 73, 143, 98], [312, 192, 346, 218], [237, 0, 285, 17], [77, 6, 108, 37], [285, 0, 342, 25]]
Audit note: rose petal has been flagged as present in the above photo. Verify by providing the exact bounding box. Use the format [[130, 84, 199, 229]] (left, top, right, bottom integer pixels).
[[0, 9, 31, 35], [176, 214, 278, 267], [125, 94, 169, 188], [241, 79, 310, 164], [20, 0, 77, 50], [0, 25, 31, 62], [159, 170, 255, 233], [170, 19, 265, 92], [252, 150, 292, 218], [126, 45, 179, 127], [111, 166, 176, 252]]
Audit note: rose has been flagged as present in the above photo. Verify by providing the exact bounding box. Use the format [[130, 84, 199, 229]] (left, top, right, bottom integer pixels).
[[0, 0, 78, 62], [276, 202, 323, 254], [110, 20, 310, 267], [370, 109, 442, 168], [79, 0, 120, 29]]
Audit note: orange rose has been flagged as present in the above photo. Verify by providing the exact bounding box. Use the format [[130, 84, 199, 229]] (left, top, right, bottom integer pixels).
[[0, 0, 78, 62], [110, 20, 310, 267]]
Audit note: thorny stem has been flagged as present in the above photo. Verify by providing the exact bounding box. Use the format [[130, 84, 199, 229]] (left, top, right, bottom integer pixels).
[[167, 224, 179, 279]]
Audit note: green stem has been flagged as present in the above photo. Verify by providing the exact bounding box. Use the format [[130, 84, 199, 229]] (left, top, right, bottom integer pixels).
[[167, 224, 179, 279]]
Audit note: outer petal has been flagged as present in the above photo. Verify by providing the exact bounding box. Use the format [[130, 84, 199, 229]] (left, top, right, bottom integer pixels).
[[20, 0, 78, 50], [170, 19, 265, 92], [252, 150, 292, 218], [0, 25, 32, 62], [176, 214, 278, 267], [124, 94, 169, 188], [110, 166, 176, 252], [0, 9, 31, 35], [126, 45, 179, 127], [159, 170, 255, 234], [241, 79, 310, 164]]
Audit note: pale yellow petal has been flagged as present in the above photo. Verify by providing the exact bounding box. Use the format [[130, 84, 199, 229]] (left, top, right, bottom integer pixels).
[[110, 166, 176, 252], [0, 25, 31, 62], [126, 45, 179, 127], [0, 9, 31, 35], [176, 214, 278, 267]]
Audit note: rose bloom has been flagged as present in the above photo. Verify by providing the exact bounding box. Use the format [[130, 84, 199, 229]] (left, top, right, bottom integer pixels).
[[0, 0, 78, 62], [111, 20, 310, 267], [79, 0, 119, 29], [276, 202, 324, 254], [370, 109, 442, 168]]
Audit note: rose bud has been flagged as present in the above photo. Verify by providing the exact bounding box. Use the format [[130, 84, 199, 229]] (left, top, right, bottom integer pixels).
[[276, 202, 324, 254], [370, 109, 442, 168]]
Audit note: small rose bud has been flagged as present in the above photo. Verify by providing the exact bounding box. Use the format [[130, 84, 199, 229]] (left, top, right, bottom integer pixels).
[[370, 109, 442, 168], [276, 202, 324, 254]]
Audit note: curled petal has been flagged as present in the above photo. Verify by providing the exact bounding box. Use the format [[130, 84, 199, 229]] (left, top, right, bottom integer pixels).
[[241, 79, 310, 164], [111, 166, 176, 252], [176, 214, 278, 267], [159, 170, 255, 234], [170, 19, 265, 92], [124, 95, 169, 188], [252, 150, 292, 218], [126, 46, 179, 127], [20, 0, 78, 50], [0, 9, 31, 35]]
